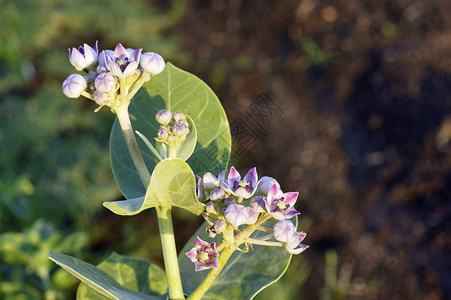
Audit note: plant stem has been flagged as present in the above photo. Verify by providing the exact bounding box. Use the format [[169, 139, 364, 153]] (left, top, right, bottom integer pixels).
[[114, 105, 151, 187], [187, 246, 235, 300], [156, 206, 185, 300]]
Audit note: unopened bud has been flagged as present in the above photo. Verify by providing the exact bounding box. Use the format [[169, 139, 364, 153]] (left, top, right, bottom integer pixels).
[[206, 201, 217, 214], [250, 196, 266, 213], [62, 74, 87, 98], [158, 126, 169, 140], [202, 172, 219, 191], [95, 73, 117, 93], [172, 112, 185, 122], [156, 109, 172, 126], [214, 219, 227, 233], [93, 90, 109, 105], [140, 52, 165, 75], [210, 189, 225, 202], [172, 123, 189, 137], [223, 197, 236, 206], [245, 207, 258, 225]]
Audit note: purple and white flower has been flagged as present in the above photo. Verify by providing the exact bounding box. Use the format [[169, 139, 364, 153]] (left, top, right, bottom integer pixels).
[[68, 41, 99, 71], [210, 189, 225, 202], [245, 207, 259, 225], [221, 166, 259, 198], [140, 52, 165, 75], [224, 204, 248, 227], [285, 231, 308, 255], [104, 44, 142, 78], [264, 184, 300, 220], [185, 237, 219, 271], [62, 74, 87, 98]]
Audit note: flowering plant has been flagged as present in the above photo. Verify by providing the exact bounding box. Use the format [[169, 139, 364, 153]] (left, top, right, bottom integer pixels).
[[50, 41, 308, 300]]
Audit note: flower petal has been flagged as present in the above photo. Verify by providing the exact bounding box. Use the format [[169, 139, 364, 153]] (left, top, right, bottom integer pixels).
[[267, 184, 280, 200], [243, 167, 258, 187], [283, 192, 299, 206], [113, 43, 129, 58]]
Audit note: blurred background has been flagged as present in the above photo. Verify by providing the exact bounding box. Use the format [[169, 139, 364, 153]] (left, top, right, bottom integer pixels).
[[1, 0, 450, 299]]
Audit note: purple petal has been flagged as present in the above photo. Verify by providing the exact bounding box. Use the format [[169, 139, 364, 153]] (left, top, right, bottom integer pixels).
[[287, 243, 309, 255], [122, 61, 139, 77], [217, 169, 227, 184], [109, 62, 123, 77], [267, 184, 280, 200], [113, 43, 128, 58], [270, 210, 286, 220], [210, 257, 219, 269], [285, 208, 301, 219], [227, 166, 241, 182], [185, 248, 197, 262], [283, 192, 299, 206], [243, 167, 258, 187], [195, 264, 211, 272], [234, 187, 251, 198], [132, 48, 143, 62], [195, 236, 209, 247]]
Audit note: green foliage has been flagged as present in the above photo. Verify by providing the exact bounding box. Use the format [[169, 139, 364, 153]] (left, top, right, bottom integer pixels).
[[178, 221, 294, 299], [49, 252, 164, 300], [0, 220, 88, 299], [110, 63, 231, 199], [104, 158, 204, 216]]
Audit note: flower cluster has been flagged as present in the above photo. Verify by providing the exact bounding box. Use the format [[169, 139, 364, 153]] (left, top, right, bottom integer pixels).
[[62, 41, 165, 111], [155, 109, 190, 146], [186, 166, 308, 271]]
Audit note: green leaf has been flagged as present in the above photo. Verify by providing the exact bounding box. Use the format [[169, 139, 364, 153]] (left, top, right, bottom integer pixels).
[[104, 158, 204, 215], [178, 220, 295, 299], [77, 252, 168, 300], [48, 251, 164, 300], [110, 63, 231, 199]]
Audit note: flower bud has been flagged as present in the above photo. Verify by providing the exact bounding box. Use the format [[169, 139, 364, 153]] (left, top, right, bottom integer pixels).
[[245, 207, 258, 225], [158, 126, 169, 140], [223, 197, 236, 206], [202, 172, 219, 191], [179, 119, 189, 127], [214, 219, 227, 233], [206, 201, 217, 214], [172, 123, 189, 137], [173, 112, 185, 122], [250, 196, 266, 213], [96, 63, 108, 73], [140, 52, 165, 75], [94, 73, 117, 93], [155, 109, 172, 126], [210, 189, 225, 202], [224, 204, 248, 227], [93, 90, 109, 105], [62, 74, 87, 98], [258, 176, 281, 195], [273, 219, 296, 243]]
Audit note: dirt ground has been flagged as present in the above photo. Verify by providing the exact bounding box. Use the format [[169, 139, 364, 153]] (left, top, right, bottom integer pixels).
[[170, 0, 451, 298]]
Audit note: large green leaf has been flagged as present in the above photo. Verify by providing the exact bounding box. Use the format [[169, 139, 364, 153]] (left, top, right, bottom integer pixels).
[[178, 220, 295, 299], [103, 158, 204, 215], [110, 63, 231, 199], [48, 252, 164, 300], [76, 253, 167, 300]]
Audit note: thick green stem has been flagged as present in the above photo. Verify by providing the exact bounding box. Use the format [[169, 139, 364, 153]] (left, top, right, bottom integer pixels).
[[115, 105, 151, 187], [187, 246, 235, 300], [156, 207, 185, 300]]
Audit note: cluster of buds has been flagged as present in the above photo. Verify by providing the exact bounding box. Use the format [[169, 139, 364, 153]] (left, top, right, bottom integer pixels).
[[186, 166, 308, 271], [62, 41, 165, 111], [155, 109, 190, 146]]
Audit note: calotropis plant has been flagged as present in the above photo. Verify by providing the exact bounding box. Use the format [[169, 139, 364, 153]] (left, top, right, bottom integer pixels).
[[49, 41, 308, 300]]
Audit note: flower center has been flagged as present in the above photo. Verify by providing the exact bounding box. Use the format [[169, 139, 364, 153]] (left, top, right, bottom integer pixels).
[[115, 55, 130, 72], [271, 197, 289, 213], [234, 179, 253, 193]]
